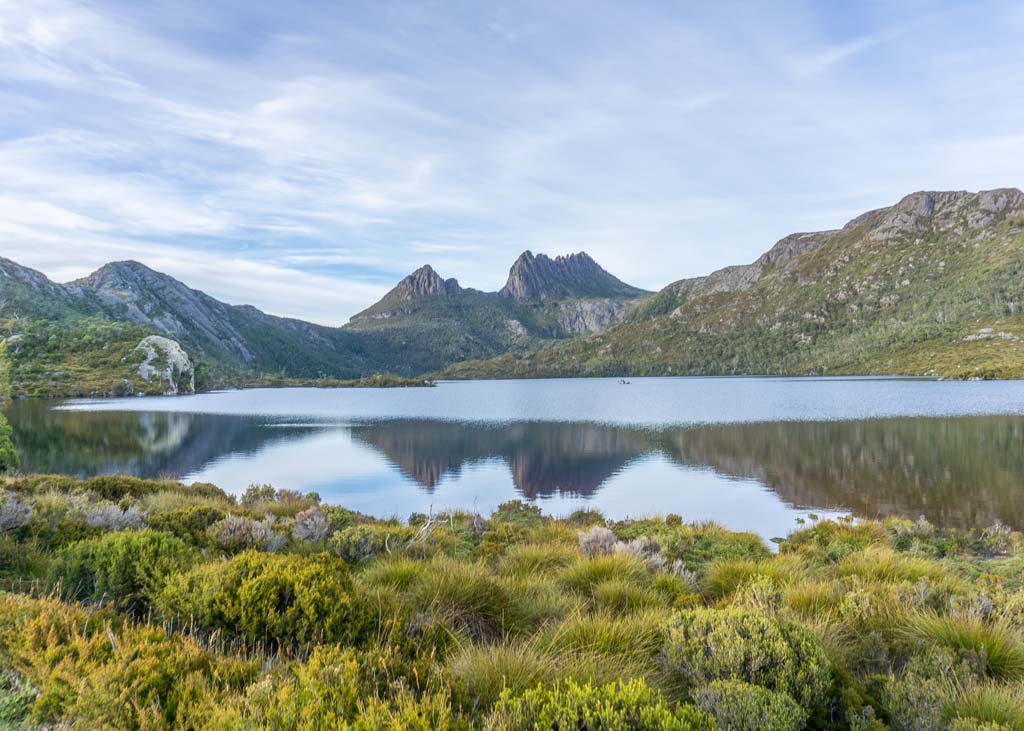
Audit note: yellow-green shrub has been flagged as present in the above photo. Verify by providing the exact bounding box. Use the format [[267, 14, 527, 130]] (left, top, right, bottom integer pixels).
[[487, 678, 714, 730], [664, 608, 833, 710], [50, 529, 196, 614], [157, 551, 367, 647]]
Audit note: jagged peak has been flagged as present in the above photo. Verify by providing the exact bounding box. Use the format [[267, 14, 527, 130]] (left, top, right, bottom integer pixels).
[[394, 265, 462, 299], [500, 250, 645, 302]]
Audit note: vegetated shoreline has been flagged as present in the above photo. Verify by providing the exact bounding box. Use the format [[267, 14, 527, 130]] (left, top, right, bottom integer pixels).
[[1, 473, 1022, 730]]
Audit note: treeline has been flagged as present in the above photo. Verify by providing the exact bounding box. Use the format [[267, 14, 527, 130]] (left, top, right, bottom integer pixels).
[[0, 474, 1023, 729]]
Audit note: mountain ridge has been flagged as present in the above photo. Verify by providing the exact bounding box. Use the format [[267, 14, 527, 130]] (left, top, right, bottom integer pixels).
[[441, 187, 1024, 381], [0, 249, 649, 396]]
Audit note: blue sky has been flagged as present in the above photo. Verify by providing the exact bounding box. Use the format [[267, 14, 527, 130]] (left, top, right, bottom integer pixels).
[[1, 0, 1023, 324]]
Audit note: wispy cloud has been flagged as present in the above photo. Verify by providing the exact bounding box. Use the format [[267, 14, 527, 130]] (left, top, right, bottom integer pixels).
[[0, 0, 1022, 322]]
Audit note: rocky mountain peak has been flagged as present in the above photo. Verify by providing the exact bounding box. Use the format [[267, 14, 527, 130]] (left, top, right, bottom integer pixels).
[[844, 188, 1024, 242], [499, 250, 646, 302], [392, 265, 462, 301]]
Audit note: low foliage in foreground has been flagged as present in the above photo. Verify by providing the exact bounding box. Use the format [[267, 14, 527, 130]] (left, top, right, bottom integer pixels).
[[1, 474, 1023, 729]]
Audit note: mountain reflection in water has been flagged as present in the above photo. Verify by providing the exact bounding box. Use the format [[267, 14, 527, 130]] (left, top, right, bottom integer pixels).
[[8, 398, 1024, 531]]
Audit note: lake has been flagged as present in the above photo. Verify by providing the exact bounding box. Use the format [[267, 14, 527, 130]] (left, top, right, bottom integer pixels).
[[8, 376, 1024, 540]]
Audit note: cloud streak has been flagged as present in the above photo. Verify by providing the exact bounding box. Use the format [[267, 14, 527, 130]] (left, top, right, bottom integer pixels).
[[1, 0, 1022, 322]]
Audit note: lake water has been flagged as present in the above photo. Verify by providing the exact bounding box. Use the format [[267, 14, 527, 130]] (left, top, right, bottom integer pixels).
[[8, 377, 1024, 540]]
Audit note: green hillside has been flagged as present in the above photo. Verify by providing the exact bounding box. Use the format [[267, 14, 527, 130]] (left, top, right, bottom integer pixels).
[[440, 189, 1024, 381]]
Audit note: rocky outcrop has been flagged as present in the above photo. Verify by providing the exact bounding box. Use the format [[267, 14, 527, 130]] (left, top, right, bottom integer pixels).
[[390, 265, 462, 301], [500, 251, 648, 302], [132, 335, 195, 395], [69, 261, 257, 363], [553, 298, 633, 334]]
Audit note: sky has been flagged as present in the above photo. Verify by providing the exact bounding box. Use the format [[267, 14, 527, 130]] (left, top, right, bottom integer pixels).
[[1, 0, 1023, 325]]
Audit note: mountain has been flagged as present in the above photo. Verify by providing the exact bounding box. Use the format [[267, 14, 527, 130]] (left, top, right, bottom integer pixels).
[[499, 251, 646, 301], [0, 250, 648, 396], [343, 253, 651, 373], [440, 188, 1024, 380]]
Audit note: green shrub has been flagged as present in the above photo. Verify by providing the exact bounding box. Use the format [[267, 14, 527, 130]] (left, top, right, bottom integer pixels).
[[146, 505, 225, 543], [157, 551, 367, 647], [487, 679, 715, 730], [51, 530, 196, 614], [664, 608, 833, 710], [329, 523, 417, 563], [693, 680, 806, 731], [662, 523, 769, 572]]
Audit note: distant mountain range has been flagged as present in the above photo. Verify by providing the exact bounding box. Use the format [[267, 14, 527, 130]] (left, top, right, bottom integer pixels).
[[0, 249, 649, 396], [3, 187, 1024, 396]]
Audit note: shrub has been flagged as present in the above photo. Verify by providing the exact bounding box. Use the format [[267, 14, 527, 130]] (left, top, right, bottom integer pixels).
[[51, 529, 196, 614], [147, 505, 225, 542], [662, 523, 769, 572], [0, 491, 31, 532], [292, 505, 331, 543], [206, 644, 453, 729], [578, 526, 617, 557], [487, 679, 715, 730], [693, 680, 807, 731], [84, 503, 146, 531], [664, 608, 833, 710], [329, 524, 416, 563], [157, 551, 367, 647], [81, 475, 172, 500], [490, 500, 543, 528], [207, 514, 284, 552]]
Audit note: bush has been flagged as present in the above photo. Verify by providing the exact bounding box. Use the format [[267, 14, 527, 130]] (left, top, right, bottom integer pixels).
[[147, 505, 225, 543], [0, 491, 32, 532], [84, 503, 146, 531], [329, 524, 416, 563], [662, 523, 769, 572], [157, 551, 367, 647], [292, 505, 331, 543], [664, 608, 833, 710], [578, 526, 617, 557], [693, 680, 807, 731], [487, 679, 715, 730], [207, 514, 284, 552], [51, 530, 196, 614]]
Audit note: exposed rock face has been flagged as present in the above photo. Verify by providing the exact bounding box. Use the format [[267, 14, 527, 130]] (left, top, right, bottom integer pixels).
[[133, 335, 195, 395], [500, 251, 647, 302], [70, 261, 257, 363], [391, 265, 462, 301], [349, 265, 463, 322], [554, 299, 632, 334]]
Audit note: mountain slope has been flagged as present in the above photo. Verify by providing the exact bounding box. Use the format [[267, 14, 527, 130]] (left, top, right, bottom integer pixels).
[[343, 253, 651, 372], [440, 188, 1024, 380], [0, 250, 650, 395]]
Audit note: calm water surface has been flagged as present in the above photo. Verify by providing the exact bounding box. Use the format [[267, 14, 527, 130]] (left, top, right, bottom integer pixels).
[[9, 377, 1024, 539]]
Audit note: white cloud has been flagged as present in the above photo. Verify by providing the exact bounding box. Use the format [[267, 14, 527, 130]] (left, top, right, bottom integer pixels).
[[0, 0, 1021, 323]]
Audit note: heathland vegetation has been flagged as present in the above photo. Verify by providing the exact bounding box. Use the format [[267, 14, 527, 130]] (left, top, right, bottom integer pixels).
[[1, 474, 1023, 730]]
